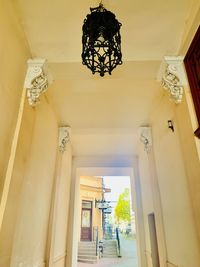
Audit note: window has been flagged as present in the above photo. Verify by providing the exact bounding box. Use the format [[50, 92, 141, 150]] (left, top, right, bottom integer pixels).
[[82, 200, 92, 209]]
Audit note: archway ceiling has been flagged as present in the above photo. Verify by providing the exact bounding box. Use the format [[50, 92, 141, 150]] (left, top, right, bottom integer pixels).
[[15, 0, 199, 156]]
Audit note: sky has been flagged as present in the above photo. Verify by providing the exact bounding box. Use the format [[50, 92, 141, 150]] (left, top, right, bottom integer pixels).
[[103, 176, 132, 209]]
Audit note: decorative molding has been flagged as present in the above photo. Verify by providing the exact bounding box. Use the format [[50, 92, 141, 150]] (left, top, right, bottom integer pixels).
[[139, 126, 152, 153], [167, 261, 178, 267], [24, 59, 49, 106], [161, 56, 188, 104], [59, 126, 70, 153], [53, 252, 67, 263]]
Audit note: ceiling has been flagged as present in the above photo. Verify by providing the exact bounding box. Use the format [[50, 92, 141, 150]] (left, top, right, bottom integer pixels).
[[15, 0, 196, 62], [14, 0, 199, 157]]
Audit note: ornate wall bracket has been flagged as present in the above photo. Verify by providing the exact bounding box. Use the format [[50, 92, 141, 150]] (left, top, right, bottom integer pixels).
[[139, 126, 152, 153], [24, 59, 49, 106], [161, 56, 188, 104], [59, 126, 71, 153]]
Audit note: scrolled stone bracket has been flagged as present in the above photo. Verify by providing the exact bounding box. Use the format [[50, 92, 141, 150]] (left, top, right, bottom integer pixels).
[[59, 126, 71, 153], [161, 56, 188, 104], [24, 59, 49, 106], [139, 126, 152, 153]]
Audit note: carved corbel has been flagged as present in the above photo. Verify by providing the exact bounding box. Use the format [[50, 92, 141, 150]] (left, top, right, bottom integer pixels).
[[139, 126, 152, 153], [59, 126, 71, 153], [24, 59, 49, 106], [161, 56, 187, 104]]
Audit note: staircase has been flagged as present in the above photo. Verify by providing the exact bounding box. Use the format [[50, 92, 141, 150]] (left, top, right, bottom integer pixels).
[[78, 241, 98, 264], [102, 240, 118, 258]]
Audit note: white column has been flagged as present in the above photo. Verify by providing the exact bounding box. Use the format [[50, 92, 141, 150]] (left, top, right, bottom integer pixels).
[[47, 126, 71, 267], [0, 58, 50, 232], [0, 88, 26, 231], [139, 126, 168, 267], [133, 158, 148, 267]]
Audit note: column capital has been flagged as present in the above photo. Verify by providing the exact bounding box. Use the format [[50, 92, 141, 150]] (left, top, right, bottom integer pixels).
[[59, 126, 71, 153], [24, 59, 49, 106], [139, 126, 152, 153], [161, 56, 188, 104]]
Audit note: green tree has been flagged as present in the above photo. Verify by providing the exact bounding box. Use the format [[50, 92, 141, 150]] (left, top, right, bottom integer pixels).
[[115, 188, 131, 224]]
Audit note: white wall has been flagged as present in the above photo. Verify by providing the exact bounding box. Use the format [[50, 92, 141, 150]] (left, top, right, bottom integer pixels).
[[0, 1, 31, 265], [51, 142, 72, 267], [138, 149, 154, 267], [10, 98, 58, 267], [0, 0, 30, 197], [138, 94, 200, 267], [0, 101, 34, 266]]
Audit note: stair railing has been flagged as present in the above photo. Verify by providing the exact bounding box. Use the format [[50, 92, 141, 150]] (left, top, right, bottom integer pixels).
[[116, 227, 121, 257], [93, 226, 99, 256]]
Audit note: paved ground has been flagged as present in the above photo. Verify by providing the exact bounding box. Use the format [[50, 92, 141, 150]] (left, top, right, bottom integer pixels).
[[77, 237, 138, 267]]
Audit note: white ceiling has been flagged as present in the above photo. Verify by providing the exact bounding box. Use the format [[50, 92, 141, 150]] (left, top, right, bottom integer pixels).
[[15, 0, 197, 62], [14, 0, 198, 156], [47, 61, 162, 156]]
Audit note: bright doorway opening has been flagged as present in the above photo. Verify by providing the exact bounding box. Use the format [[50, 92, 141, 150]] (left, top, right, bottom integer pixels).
[[77, 175, 138, 267]]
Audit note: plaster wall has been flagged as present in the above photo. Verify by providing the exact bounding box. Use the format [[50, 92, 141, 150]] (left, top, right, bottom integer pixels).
[[52, 142, 72, 267], [9, 98, 58, 267], [0, 0, 30, 197], [138, 149, 154, 267], [176, 94, 200, 243], [0, 101, 35, 266], [138, 92, 200, 267], [0, 2, 31, 265], [177, 14, 200, 243]]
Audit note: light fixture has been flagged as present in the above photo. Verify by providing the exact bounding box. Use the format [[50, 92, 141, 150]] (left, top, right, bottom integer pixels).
[[168, 120, 174, 132], [82, 3, 122, 77]]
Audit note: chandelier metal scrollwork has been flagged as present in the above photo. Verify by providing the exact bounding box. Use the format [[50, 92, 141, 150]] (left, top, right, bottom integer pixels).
[[82, 3, 122, 77]]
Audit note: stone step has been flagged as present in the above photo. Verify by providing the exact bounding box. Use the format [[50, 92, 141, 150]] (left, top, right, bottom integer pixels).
[[79, 242, 96, 245], [78, 258, 97, 264], [78, 245, 96, 249], [78, 244, 96, 248], [103, 254, 117, 256], [103, 249, 117, 253], [103, 250, 117, 254], [78, 251, 97, 256], [78, 246, 96, 249], [78, 254, 98, 264], [103, 250, 117, 253], [102, 240, 118, 258], [103, 255, 118, 258], [103, 246, 117, 249], [104, 247, 117, 250], [78, 255, 98, 260], [78, 241, 98, 264]]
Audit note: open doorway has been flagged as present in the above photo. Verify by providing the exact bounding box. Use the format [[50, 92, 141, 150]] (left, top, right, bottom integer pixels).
[[77, 175, 138, 267]]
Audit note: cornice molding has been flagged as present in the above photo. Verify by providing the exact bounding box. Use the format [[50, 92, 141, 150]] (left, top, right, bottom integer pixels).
[[161, 56, 188, 104], [139, 126, 152, 153], [24, 59, 49, 106], [59, 126, 71, 153]]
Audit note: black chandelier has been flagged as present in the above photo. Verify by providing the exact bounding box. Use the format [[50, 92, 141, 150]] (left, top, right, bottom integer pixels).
[[81, 3, 122, 77]]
